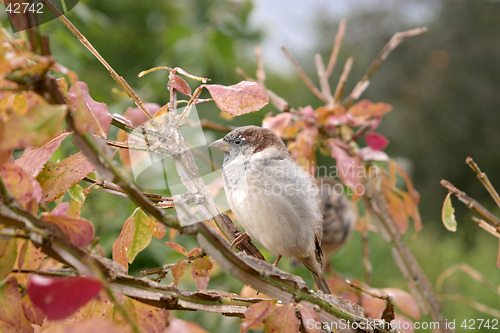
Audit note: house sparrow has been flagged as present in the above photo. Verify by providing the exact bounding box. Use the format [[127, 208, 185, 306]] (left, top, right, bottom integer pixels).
[[316, 177, 356, 259], [210, 125, 331, 294]]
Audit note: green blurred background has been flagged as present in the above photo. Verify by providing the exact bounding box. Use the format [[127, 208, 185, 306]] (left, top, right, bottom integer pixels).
[[2, 0, 499, 331]]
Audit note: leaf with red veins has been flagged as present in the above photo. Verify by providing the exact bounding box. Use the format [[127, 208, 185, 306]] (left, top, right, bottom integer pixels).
[[0, 277, 32, 332], [15, 132, 71, 177], [27, 275, 102, 321], [37, 151, 95, 203], [365, 132, 389, 150], [41, 213, 94, 247], [329, 143, 363, 192], [205, 81, 269, 115], [169, 74, 191, 96], [68, 81, 112, 137]]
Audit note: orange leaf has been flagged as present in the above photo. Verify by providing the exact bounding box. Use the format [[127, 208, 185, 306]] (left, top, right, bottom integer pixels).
[[289, 127, 318, 175], [348, 99, 392, 119], [205, 81, 269, 115], [112, 211, 136, 271], [262, 113, 298, 139], [41, 214, 94, 247], [187, 246, 203, 258], [165, 242, 188, 256], [15, 132, 70, 178], [385, 192, 409, 234], [0, 277, 33, 332], [0, 163, 42, 213], [36, 151, 95, 203], [171, 260, 187, 287], [191, 257, 213, 290], [264, 303, 299, 333], [0, 104, 66, 151], [297, 304, 321, 333], [241, 300, 275, 333]]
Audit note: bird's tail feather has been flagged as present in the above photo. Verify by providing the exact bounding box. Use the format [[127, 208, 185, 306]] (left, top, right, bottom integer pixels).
[[300, 256, 331, 294]]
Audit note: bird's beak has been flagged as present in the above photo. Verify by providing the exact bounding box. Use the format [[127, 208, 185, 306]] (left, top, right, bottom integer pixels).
[[209, 138, 230, 152]]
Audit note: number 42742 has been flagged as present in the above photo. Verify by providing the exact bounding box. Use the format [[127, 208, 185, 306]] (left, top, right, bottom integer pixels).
[[6, 2, 43, 14], [461, 319, 499, 330]]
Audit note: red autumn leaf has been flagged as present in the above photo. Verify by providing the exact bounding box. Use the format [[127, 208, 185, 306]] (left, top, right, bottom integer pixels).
[[382, 288, 420, 319], [0, 277, 32, 332], [365, 132, 389, 150], [205, 81, 269, 115], [0, 104, 66, 151], [264, 303, 299, 333], [166, 318, 209, 333], [15, 132, 71, 177], [348, 99, 392, 119], [165, 242, 188, 256], [68, 81, 112, 137], [41, 213, 94, 247], [171, 259, 187, 286], [27, 275, 102, 320], [51, 202, 69, 217], [170, 74, 191, 96], [330, 144, 363, 193], [36, 151, 96, 203], [0, 163, 41, 214], [241, 300, 275, 333], [297, 304, 321, 333], [191, 257, 213, 290]]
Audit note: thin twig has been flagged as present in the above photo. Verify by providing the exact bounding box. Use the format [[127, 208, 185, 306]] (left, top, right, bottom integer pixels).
[[255, 46, 266, 86], [471, 217, 500, 237], [326, 19, 347, 77], [281, 45, 325, 102], [41, 0, 154, 120], [438, 294, 500, 319], [440, 179, 500, 228], [315, 54, 334, 107], [342, 27, 427, 108], [333, 57, 353, 104], [466, 157, 500, 208]]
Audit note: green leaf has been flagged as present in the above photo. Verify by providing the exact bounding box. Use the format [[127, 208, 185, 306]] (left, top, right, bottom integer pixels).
[[126, 209, 153, 263], [68, 184, 85, 203], [442, 192, 457, 232]]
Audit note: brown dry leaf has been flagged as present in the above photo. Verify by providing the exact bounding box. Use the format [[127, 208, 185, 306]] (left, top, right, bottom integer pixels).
[[241, 300, 275, 333], [264, 303, 299, 333], [15, 132, 71, 178], [37, 151, 96, 203], [165, 242, 188, 256], [205, 81, 269, 115], [21, 294, 45, 326]]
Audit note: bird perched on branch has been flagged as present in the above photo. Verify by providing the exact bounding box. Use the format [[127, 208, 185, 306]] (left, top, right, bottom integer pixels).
[[210, 125, 331, 293]]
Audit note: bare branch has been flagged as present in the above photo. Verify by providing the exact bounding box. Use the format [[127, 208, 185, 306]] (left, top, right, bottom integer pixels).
[[466, 157, 500, 208], [315, 54, 334, 107], [326, 19, 347, 77], [334, 57, 353, 104]]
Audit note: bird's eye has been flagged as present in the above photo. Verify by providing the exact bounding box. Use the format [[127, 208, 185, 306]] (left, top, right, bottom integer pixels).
[[234, 138, 242, 145]]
